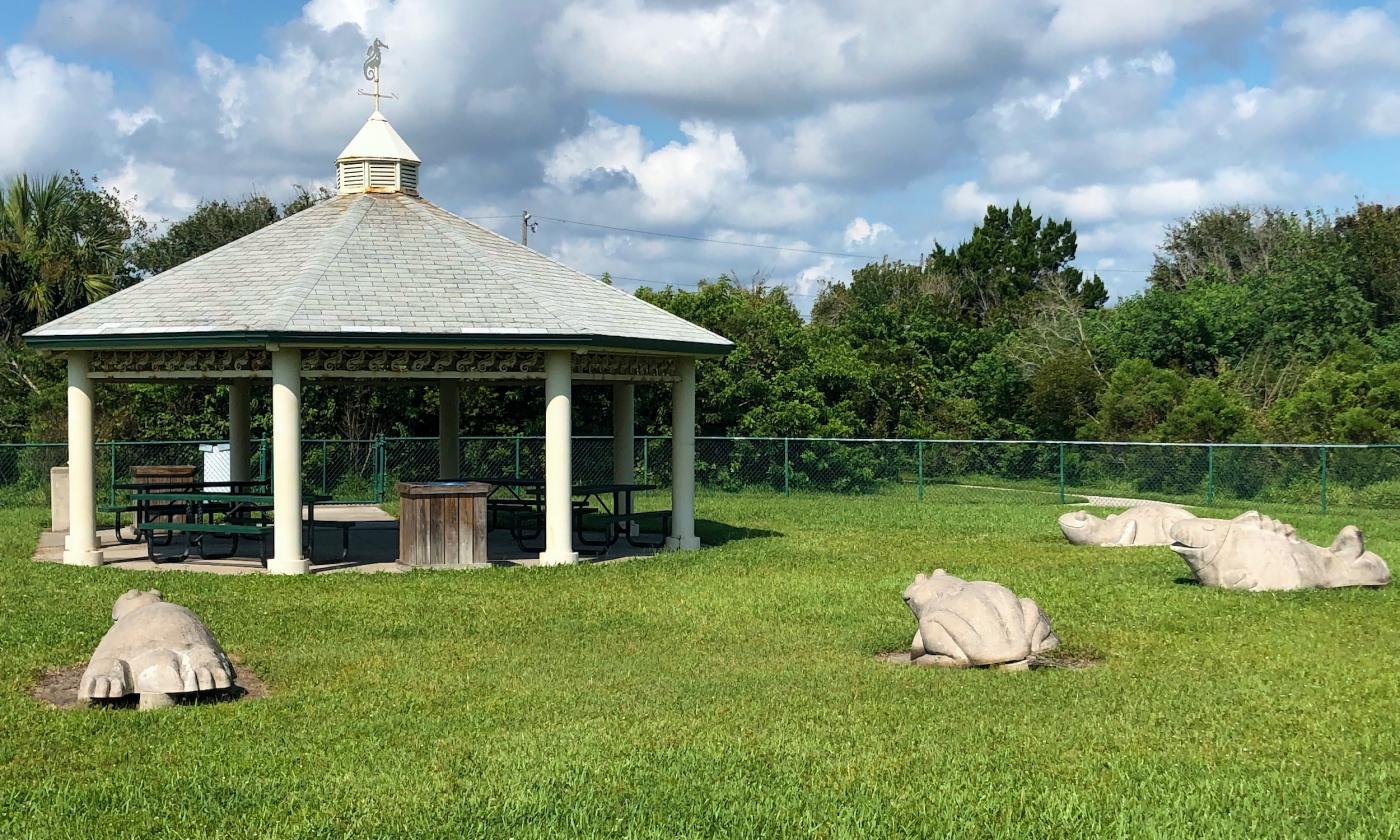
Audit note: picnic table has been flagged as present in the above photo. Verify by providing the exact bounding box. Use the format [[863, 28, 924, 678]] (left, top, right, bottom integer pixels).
[[131, 489, 332, 566], [103, 479, 271, 545], [455, 477, 667, 554], [573, 482, 667, 551]]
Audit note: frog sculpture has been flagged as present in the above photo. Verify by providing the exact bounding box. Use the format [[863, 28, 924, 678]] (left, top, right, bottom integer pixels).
[[1169, 511, 1391, 591], [902, 569, 1059, 670], [79, 589, 236, 710], [1058, 504, 1195, 547]]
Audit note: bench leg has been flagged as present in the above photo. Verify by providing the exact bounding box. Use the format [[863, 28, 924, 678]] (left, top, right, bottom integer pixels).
[[145, 533, 191, 564], [625, 513, 671, 549]]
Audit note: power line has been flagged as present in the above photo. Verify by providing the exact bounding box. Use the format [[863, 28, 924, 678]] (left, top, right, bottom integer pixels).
[[472, 211, 1154, 274], [590, 273, 823, 299], [536, 215, 882, 260]]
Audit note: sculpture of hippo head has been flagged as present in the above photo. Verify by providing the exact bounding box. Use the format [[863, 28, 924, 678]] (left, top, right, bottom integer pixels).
[[1170, 511, 1390, 591], [112, 589, 164, 621], [1058, 504, 1195, 547]]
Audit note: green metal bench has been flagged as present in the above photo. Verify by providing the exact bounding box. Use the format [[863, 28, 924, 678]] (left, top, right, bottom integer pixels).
[[135, 521, 272, 564], [580, 510, 672, 549]]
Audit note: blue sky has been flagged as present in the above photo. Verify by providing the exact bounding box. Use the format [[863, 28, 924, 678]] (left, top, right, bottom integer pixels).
[[2, 0, 1398, 309]]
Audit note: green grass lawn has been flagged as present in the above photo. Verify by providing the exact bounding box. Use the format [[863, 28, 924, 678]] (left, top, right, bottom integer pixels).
[[2, 492, 1399, 838]]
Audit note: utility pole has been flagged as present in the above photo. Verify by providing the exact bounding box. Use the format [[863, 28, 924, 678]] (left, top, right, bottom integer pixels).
[[521, 210, 537, 246]]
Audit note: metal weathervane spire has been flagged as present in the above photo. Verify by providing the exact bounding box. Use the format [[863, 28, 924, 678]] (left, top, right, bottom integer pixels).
[[358, 38, 396, 112]]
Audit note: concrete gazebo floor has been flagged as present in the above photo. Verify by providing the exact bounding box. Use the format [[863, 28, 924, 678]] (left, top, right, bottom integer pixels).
[[33, 505, 660, 575]]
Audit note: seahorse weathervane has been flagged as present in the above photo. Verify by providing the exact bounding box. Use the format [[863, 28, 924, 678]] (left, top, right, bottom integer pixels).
[[363, 38, 387, 82], [358, 38, 395, 111]]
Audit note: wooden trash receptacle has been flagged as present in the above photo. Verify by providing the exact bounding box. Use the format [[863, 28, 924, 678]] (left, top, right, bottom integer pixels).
[[131, 465, 197, 522], [396, 481, 490, 568]]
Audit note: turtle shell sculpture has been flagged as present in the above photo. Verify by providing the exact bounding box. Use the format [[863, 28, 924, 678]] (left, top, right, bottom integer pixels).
[[79, 589, 236, 710], [1058, 504, 1195, 547], [1170, 511, 1391, 592], [902, 569, 1060, 669]]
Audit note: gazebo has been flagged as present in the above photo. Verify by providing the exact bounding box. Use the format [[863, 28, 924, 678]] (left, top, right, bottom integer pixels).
[[24, 102, 732, 574]]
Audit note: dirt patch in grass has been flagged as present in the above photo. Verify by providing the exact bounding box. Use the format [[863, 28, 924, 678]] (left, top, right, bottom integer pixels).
[[875, 649, 1102, 671], [29, 654, 268, 709]]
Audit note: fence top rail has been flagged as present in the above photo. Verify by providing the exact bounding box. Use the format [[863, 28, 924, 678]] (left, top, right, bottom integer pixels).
[[5, 437, 1399, 450]]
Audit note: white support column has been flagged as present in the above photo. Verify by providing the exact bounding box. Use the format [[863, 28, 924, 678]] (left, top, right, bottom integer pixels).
[[228, 380, 252, 483], [62, 351, 102, 566], [612, 383, 635, 484], [269, 348, 308, 575], [540, 350, 578, 566], [438, 380, 460, 480], [667, 357, 700, 550]]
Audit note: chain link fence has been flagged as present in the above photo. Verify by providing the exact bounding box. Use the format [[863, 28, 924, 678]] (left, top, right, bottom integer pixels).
[[2, 437, 1395, 515]]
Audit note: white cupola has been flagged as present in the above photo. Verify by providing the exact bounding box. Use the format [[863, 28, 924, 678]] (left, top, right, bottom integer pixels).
[[335, 108, 421, 196]]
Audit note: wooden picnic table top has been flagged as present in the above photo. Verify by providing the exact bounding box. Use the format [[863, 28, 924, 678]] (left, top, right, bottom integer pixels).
[[457, 477, 658, 494], [572, 483, 659, 495], [115, 480, 269, 491], [133, 491, 333, 504]]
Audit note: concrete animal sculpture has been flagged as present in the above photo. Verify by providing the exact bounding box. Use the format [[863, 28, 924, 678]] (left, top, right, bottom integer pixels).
[[1169, 511, 1391, 591], [79, 589, 235, 709], [902, 569, 1059, 669], [1058, 504, 1195, 546]]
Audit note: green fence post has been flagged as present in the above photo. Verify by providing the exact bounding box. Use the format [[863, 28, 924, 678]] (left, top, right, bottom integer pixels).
[[1206, 445, 1215, 505], [1319, 446, 1329, 514], [783, 438, 791, 497], [1057, 443, 1066, 504], [108, 442, 117, 505], [257, 438, 267, 482], [642, 437, 650, 483], [513, 435, 521, 479], [320, 440, 328, 495], [373, 434, 386, 502], [917, 440, 925, 501]]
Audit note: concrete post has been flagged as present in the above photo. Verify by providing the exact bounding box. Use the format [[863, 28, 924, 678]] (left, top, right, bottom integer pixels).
[[438, 380, 460, 480], [228, 380, 252, 483], [62, 352, 102, 566], [612, 383, 635, 484], [540, 350, 578, 566], [269, 348, 308, 574], [667, 357, 700, 550]]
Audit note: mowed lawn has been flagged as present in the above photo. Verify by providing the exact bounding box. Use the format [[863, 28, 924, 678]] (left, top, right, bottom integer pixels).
[[2, 491, 1399, 838]]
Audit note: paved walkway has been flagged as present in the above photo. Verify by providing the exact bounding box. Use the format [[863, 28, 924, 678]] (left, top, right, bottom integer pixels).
[[33, 504, 660, 575]]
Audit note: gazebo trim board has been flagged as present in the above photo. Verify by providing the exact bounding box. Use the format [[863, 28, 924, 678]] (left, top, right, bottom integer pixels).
[[82, 348, 685, 383]]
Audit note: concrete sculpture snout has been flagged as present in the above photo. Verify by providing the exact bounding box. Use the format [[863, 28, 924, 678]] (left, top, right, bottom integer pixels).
[[1169, 511, 1391, 591], [1058, 504, 1195, 547], [79, 589, 236, 710], [902, 569, 1059, 669]]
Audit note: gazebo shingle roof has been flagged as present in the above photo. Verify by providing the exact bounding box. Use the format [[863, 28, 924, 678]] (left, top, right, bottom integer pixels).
[[27, 192, 732, 355]]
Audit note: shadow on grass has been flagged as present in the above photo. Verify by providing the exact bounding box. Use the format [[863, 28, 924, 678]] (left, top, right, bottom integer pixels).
[[697, 518, 783, 546]]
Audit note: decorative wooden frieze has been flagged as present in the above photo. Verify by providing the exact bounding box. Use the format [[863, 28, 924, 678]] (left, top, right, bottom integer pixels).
[[91, 349, 270, 375], [301, 348, 546, 376], [572, 353, 679, 382]]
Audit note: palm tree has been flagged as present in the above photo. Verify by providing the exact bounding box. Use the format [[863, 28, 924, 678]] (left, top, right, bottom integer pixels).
[[0, 173, 126, 342]]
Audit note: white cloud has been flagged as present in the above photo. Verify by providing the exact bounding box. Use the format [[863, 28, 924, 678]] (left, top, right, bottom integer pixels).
[[101, 157, 197, 223], [942, 181, 1002, 221], [1, 0, 1391, 308], [545, 0, 1039, 111], [844, 217, 892, 246], [29, 0, 172, 61], [1040, 0, 1264, 54], [109, 106, 160, 136], [1282, 7, 1400, 71], [1365, 92, 1400, 136], [0, 46, 114, 178]]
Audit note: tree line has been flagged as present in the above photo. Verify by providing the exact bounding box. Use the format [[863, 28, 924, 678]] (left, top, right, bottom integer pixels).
[[2, 171, 1397, 446]]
